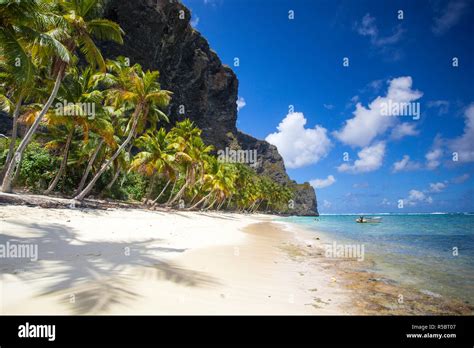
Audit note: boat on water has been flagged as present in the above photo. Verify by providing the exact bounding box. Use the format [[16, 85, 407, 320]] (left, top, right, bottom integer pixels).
[[355, 216, 382, 223]]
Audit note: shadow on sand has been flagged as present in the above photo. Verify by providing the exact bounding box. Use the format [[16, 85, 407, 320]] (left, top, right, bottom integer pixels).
[[0, 221, 218, 314]]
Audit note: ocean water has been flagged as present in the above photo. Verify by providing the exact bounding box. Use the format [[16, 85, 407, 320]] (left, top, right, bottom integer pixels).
[[281, 214, 474, 304]]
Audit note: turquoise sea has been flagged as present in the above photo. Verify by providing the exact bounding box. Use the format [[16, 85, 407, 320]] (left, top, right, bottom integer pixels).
[[282, 214, 474, 304]]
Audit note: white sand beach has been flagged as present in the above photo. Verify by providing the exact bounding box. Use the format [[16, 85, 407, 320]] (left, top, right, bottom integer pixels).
[[0, 205, 353, 315]]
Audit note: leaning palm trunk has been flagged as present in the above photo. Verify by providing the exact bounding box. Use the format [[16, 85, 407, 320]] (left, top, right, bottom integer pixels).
[[165, 179, 178, 204], [187, 191, 212, 210], [74, 106, 142, 201], [144, 174, 157, 204], [100, 139, 134, 196], [217, 199, 226, 211], [1, 69, 64, 193], [188, 190, 201, 206], [252, 199, 263, 213], [76, 139, 104, 194], [204, 197, 217, 211], [167, 181, 188, 206], [152, 179, 171, 205], [0, 95, 23, 181], [103, 166, 121, 192], [44, 127, 74, 195], [226, 196, 233, 209]]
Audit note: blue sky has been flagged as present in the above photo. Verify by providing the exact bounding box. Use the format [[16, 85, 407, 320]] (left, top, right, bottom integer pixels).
[[183, 0, 474, 213]]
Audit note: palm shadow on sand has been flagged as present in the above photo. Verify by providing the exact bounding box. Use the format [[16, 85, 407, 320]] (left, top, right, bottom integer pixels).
[[0, 220, 218, 314]]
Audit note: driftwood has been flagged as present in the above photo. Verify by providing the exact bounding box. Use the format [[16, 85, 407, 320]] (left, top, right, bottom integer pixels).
[[0, 192, 146, 210]]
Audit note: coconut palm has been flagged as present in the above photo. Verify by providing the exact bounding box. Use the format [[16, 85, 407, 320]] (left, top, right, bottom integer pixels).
[[166, 120, 212, 206], [1, 0, 123, 193], [0, 0, 71, 184], [129, 128, 175, 204], [74, 60, 171, 200], [42, 66, 114, 194]]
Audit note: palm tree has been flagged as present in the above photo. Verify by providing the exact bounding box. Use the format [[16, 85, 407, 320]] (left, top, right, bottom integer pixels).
[[74, 60, 171, 200], [129, 129, 175, 204], [166, 120, 212, 206], [42, 66, 114, 194], [1, 0, 123, 193], [0, 0, 70, 184], [188, 157, 235, 210]]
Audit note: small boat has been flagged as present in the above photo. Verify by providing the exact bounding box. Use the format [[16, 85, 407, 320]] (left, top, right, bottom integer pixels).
[[355, 217, 382, 223]]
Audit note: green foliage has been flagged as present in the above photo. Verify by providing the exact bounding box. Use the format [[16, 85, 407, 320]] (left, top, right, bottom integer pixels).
[[0, 1, 293, 213], [104, 172, 147, 201], [17, 142, 58, 192]]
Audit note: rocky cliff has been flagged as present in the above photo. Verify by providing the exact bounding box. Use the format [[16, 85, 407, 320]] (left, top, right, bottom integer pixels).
[[0, 0, 318, 214], [99, 0, 318, 215]]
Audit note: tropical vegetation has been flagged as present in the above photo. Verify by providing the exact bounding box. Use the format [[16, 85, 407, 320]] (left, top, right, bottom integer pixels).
[[0, 0, 294, 214]]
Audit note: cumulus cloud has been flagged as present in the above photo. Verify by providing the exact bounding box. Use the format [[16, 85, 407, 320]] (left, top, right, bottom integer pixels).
[[404, 189, 433, 206], [334, 76, 423, 147], [265, 112, 332, 169], [236, 96, 246, 111], [429, 182, 447, 192], [448, 103, 474, 163], [432, 0, 469, 35], [425, 147, 443, 170], [429, 182, 447, 193], [323, 200, 332, 208], [337, 142, 386, 174], [392, 155, 421, 172], [310, 175, 336, 189], [390, 122, 419, 140]]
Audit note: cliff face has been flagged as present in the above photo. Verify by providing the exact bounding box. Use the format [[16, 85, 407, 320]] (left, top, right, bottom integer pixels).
[[100, 0, 319, 215]]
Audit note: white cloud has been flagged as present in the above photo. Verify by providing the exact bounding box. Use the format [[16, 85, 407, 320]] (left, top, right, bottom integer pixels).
[[429, 182, 447, 193], [409, 190, 425, 201], [425, 147, 443, 170], [405, 189, 433, 206], [323, 200, 332, 208], [448, 103, 474, 163], [190, 16, 200, 28], [236, 96, 246, 111], [366, 79, 384, 92], [427, 100, 450, 115], [381, 198, 391, 206], [392, 155, 421, 172], [355, 13, 404, 47], [334, 76, 423, 147], [432, 0, 469, 35], [310, 175, 336, 189], [390, 122, 419, 140], [265, 112, 332, 169], [353, 182, 369, 189], [323, 104, 334, 110], [451, 173, 470, 184], [337, 142, 385, 174]]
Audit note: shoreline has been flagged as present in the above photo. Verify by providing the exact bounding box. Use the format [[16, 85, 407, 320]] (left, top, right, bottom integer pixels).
[[0, 204, 472, 315], [0, 205, 348, 315], [277, 219, 474, 315]]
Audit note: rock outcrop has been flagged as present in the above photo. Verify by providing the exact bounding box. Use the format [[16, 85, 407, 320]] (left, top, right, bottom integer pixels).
[[99, 0, 318, 215], [0, 0, 315, 214]]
